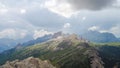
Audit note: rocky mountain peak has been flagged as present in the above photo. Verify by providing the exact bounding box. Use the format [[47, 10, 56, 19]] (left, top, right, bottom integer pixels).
[[52, 31, 63, 38]]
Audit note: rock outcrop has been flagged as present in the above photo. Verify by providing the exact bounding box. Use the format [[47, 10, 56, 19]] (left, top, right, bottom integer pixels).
[[0, 57, 55, 68], [84, 48, 104, 68]]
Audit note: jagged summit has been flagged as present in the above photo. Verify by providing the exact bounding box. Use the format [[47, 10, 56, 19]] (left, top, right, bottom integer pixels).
[[52, 33, 89, 44], [52, 31, 63, 38]]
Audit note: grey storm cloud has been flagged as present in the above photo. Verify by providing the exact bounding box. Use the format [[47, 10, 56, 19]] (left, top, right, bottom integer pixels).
[[0, 0, 120, 38], [64, 0, 117, 10]]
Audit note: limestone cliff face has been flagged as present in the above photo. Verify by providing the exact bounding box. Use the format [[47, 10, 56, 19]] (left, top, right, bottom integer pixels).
[[0, 57, 55, 68]]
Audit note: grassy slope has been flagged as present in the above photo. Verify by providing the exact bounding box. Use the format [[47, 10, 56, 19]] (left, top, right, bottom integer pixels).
[[90, 42, 120, 68], [1, 35, 119, 68], [89, 42, 120, 59], [0, 38, 91, 68]]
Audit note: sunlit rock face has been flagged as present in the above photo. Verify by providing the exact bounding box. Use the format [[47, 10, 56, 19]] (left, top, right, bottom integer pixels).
[[0, 57, 55, 68]]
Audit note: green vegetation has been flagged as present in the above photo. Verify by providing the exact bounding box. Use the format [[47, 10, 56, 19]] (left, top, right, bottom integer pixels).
[[0, 39, 91, 68], [89, 42, 120, 47], [0, 36, 120, 68], [91, 42, 120, 68]]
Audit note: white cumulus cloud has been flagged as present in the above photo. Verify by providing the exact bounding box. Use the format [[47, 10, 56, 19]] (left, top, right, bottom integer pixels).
[[33, 29, 53, 39], [88, 26, 99, 31], [100, 25, 120, 37], [0, 8, 8, 14], [63, 23, 71, 28], [82, 16, 86, 21], [109, 26, 120, 37], [0, 29, 27, 39], [44, 0, 78, 18], [20, 9, 26, 14]]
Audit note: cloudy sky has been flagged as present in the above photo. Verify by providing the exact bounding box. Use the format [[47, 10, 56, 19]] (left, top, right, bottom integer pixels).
[[0, 0, 120, 40]]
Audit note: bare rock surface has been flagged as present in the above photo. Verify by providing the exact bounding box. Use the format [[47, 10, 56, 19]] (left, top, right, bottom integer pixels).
[[0, 57, 55, 68], [85, 49, 104, 68]]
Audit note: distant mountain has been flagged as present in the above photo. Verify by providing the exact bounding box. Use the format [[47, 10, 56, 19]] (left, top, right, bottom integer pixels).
[[80, 31, 120, 43], [0, 57, 55, 68], [0, 35, 33, 53], [0, 33, 120, 68], [21, 34, 53, 46], [0, 32, 63, 53], [0, 34, 104, 68], [119, 38, 120, 41], [0, 38, 17, 53], [15, 31, 63, 48]]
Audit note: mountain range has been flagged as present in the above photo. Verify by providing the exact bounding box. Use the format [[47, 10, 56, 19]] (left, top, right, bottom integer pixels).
[[0, 33, 120, 68], [0, 38, 17, 53], [0, 31, 120, 53], [0, 35, 33, 53], [80, 31, 120, 43]]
